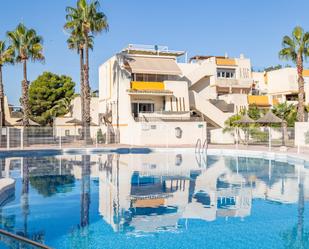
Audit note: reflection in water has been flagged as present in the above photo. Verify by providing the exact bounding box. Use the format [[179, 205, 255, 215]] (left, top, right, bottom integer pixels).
[[21, 158, 29, 237], [0, 152, 308, 248], [81, 155, 91, 228]]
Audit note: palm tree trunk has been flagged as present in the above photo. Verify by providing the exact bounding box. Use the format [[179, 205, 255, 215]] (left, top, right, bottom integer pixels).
[[79, 48, 85, 139], [0, 65, 5, 127], [22, 60, 30, 127], [281, 121, 287, 146], [297, 54, 305, 122], [0, 65, 4, 148], [83, 38, 91, 145]]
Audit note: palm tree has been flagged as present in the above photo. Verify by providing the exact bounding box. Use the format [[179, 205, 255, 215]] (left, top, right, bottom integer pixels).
[[7, 23, 44, 127], [51, 97, 73, 118], [279, 26, 309, 122], [65, 0, 108, 143], [0, 41, 14, 127], [0, 41, 14, 148], [67, 32, 93, 136], [272, 102, 297, 146]]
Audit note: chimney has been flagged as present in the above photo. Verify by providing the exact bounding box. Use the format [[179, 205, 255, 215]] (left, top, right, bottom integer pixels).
[[240, 53, 245, 59]]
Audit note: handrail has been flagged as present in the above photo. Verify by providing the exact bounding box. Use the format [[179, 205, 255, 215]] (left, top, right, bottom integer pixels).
[[195, 139, 201, 154], [202, 138, 208, 154], [0, 229, 52, 249]]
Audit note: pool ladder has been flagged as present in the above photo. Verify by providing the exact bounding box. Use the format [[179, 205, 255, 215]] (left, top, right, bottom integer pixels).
[[195, 138, 208, 168], [195, 138, 208, 154]]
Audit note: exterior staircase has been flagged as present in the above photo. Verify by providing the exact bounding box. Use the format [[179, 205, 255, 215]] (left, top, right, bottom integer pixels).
[[189, 91, 234, 128]]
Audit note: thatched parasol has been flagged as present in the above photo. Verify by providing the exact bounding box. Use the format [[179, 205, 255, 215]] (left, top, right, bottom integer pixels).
[[234, 114, 255, 125], [66, 118, 98, 126], [15, 118, 40, 126], [66, 118, 83, 126], [256, 111, 283, 125]]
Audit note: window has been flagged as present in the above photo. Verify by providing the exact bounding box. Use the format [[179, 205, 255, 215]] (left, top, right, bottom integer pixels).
[[132, 74, 169, 82], [217, 68, 236, 79], [65, 130, 70, 136], [138, 103, 154, 113], [135, 74, 144, 81]]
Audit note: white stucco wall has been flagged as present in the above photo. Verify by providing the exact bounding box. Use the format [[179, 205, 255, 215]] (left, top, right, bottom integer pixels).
[[119, 121, 207, 146], [295, 122, 309, 146], [252, 71, 268, 93], [266, 68, 298, 96], [165, 80, 190, 112]]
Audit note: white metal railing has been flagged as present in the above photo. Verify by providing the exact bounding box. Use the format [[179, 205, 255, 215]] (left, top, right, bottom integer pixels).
[[0, 126, 106, 150], [125, 44, 185, 55], [0, 125, 308, 155]]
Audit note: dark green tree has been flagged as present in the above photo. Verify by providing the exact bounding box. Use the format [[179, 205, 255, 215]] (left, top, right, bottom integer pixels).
[[29, 72, 75, 125]]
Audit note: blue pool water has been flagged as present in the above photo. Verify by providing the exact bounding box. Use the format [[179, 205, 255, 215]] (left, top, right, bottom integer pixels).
[[0, 152, 308, 248]]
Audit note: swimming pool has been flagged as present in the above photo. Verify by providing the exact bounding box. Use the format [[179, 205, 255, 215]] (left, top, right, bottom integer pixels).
[[0, 150, 308, 249]]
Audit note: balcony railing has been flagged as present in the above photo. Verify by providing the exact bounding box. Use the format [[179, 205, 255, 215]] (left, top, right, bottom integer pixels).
[[215, 78, 253, 87], [134, 111, 202, 122]]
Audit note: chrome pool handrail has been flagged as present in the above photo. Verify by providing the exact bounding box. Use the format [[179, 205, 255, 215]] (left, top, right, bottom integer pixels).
[[0, 229, 52, 249], [195, 138, 201, 154], [202, 138, 208, 154]]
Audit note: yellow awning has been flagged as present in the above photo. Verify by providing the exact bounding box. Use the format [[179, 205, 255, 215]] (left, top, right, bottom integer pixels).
[[303, 69, 309, 77], [131, 81, 164, 90], [273, 98, 279, 106], [126, 56, 182, 75], [248, 95, 270, 107], [216, 58, 236, 66]]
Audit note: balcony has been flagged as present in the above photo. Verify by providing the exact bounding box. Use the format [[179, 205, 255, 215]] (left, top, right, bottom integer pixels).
[[134, 111, 202, 122], [214, 78, 253, 94], [215, 78, 253, 87], [127, 81, 173, 96]]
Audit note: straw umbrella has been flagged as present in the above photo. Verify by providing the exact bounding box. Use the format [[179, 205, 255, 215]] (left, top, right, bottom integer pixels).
[[66, 118, 98, 139], [66, 118, 83, 139], [15, 118, 40, 126], [256, 111, 283, 124], [256, 111, 286, 146], [234, 114, 255, 145]]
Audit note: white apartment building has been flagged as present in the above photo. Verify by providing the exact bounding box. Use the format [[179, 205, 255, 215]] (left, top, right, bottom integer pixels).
[[98, 44, 206, 146], [54, 96, 100, 139], [98, 44, 256, 146], [181, 54, 254, 127], [253, 67, 309, 106]]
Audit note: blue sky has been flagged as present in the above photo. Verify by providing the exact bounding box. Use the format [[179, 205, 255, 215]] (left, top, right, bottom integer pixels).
[[1, 0, 309, 105]]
